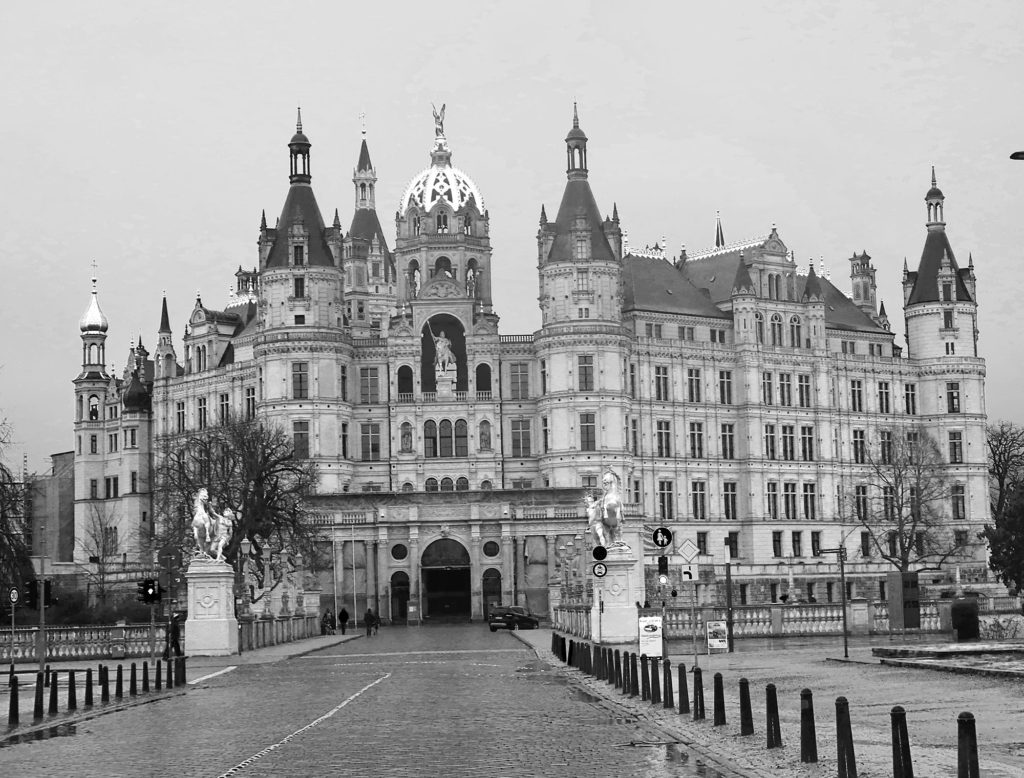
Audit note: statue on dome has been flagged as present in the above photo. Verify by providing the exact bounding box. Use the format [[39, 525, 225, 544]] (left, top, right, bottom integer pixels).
[[586, 469, 628, 551], [432, 103, 446, 137]]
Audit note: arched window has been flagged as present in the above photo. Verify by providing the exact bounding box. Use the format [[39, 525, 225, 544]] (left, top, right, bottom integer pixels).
[[475, 363, 491, 394], [424, 420, 438, 458], [456, 477, 469, 491], [397, 365, 414, 396], [434, 256, 453, 278], [790, 316, 803, 348], [89, 395, 100, 421], [413, 216, 421, 236], [480, 480, 493, 490], [401, 482, 414, 492], [425, 478, 439, 492], [462, 215, 471, 235], [440, 477, 454, 492], [400, 422, 413, 453], [439, 419, 454, 457], [436, 212, 449, 234], [478, 420, 492, 451], [360, 183, 367, 200], [407, 259, 421, 299], [770, 314, 783, 346], [455, 420, 468, 457], [755, 313, 765, 345]]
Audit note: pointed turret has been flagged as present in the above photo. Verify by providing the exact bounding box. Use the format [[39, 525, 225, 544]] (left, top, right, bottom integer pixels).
[[731, 254, 755, 295], [565, 101, 588, 180], [539, 204, 547, 225], [159, 294, 171, 333], [288, 107, 311, 185], [353, 134, 377, 210], [906, 168, 971, 305], [802, 265, 824, 302]]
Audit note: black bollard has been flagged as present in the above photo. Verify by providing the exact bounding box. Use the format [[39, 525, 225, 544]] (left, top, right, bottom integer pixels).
[[48, 671, 58, 716], [44, 663, 51, 687], [8, 676, 19, 730], [115, 664, 124, 699], [130, 663, 138, 696], [178, 656, 186, 686], [800, 688, 818, 763], [568, 640, 575, 668], [142, 661, 149, 693], [100, 665, 110, 704], [551, 632, 558, 656], [33, 672, 44, 722], [663, 659, 674, 710], [739, 678, 754, 736], [766, 683, 782, 748], [585, 644, 592, 675], [630, 653, 639, 697], [650, 657, 661, 705], [836, 696, 858, 778], [640, 654, 650, 701], [713, 672, 726, 726], [957, 712, 979, 778], [67, 670, 77, 711], [614, 650, 622, 689], [560, 636, 567, 663], [84, 668, 93, 707], [890, 705, 914, 778], [156, 660, 162, 691], [622, 652, 631, 696], [166, 655, 174, 688], [693, 667, 705, 721], [678, 664, 690, 714]]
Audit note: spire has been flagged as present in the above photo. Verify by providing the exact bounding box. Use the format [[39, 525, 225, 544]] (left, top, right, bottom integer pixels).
[[159, 294, 171, 333], [878, 300, 887, 317], [931, 165, 936, 188], [925, 166, 945, 228], [333, 208, 341, 229], [260, 209, 267, 230], [353, 135, 377, 210], [539, 204, 547, 225], [802, 264, 823, 301], [573, 101, 579, 129], [288, 109, 312, 185], [715, 211, 724, 248], [356, 138, 373, 173], [731, 254, 755, 295], [296, 106, 303, 134], [565, 102, 588, 180], [612, 202, 619, 223]]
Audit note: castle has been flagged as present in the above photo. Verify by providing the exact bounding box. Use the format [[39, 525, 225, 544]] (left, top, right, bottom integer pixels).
[[67, 106, 989, 621]]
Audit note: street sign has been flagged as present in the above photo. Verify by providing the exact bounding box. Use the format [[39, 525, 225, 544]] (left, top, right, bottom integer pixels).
[[8, 586, 19, 605], [652, 527, 673, 548], [678, 538, 699, 563], [592, 562, 608, 578], [682, 566, 694, 580], [638, 615, 663, 658], [592, 545, 608, 561]]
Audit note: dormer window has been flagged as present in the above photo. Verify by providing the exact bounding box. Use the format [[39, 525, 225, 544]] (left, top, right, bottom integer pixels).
[[942, 282, 953, 302], [293, 245, 305, 266], [575, 236, 590, 260]]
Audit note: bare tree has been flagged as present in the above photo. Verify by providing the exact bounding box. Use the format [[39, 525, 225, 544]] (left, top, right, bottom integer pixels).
[[856, 427, 966, 572], [982, 421, 1024, 591], [0, 419, 32, 589], [76, 501, 129, 606], [986, 420, 1024, 521]]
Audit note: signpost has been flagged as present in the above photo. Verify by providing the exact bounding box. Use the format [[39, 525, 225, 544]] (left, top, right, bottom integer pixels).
[[592, 562, 607, 578], [652, 527, 673, 549], [7, 586, 18, 665], [821, 546, 850, 658], [678, 538, 700, 669]]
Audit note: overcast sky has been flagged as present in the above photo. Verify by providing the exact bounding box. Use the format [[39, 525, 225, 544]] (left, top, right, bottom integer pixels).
[[2, 1, 1023, 473]]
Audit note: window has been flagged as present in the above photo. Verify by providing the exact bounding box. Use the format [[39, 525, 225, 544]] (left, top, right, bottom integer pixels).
[[861, 532, 872, 558], [130, 471, 138, 494], [761, 372, 773, 405], [696, 532, 708, 555], [679, 325, 695, 341], [630, 418, 639, 455], [426, 478, 439, 492], [764, 424, 776, 460], [293, 421, 310, 459], [710, 328, 726, 343], [880, 430, 893, 464], [656, 421, 672, 457], [946, 382, 961, 413], [855, 485, 868, 521], [197, 398, 208, 430], [339, 366, 348, 402], [511, 419, 531, 457], [952, 485, 966, 520], [294, 315, 305, 326], [578, 355, 594, 391], [631, 479, 641, 503], [719, 371, 733, 404], [883, 486, 895, 520], [541, 417, 549, 453], [904, 383, 917, 415], [436, 212, 449, 233], [579, 413, 596, 451], [781, 425, 795, 461], [878, 382, 891, 414], [770, 314, 783, 346], [783, 483, 797, 520], [359, 367, 379, 404], [293, 277, 305, 298], [456, 477, 469, 492], [811, 531, 822, 557], [104, 476, 119, 499], [687, 369, 701, 402], [688, 422, 704, 458], [629, 364, 637, 398], [850, 380, 863, 412], [726, 532, 739, 559], [108, 433, 118, 453], [540, 360, 547, 394], [723, 482, 738, 521], [455, 420, 468, 457], [658, 481, 674, 521], [767, 482, 779, 520], [293, 245, 304, 265], [800, 426, 814, 461], [841, 340, 855, 354], [645, 322, 662, 338], [582, 475, 598, 490], [439, 420, 454, 457], [779, 373, 792, 406], [790, 316, 802, 347], [102, 526, 118, 555], [798, 374, 811, 408], [509, 362, 529, 399], [341, 422, 349, 459], [772, 531, 783, 558], [720, 424, 735, 459], [292, 362, 311, 398], [755, 312, 765, 344], [176, 402, 185, 433], [89, 479, 98, 499], [219, 393, 230, 424], [943, 310, 954, 329], [579, 306, 591, 318], [360, 423, 381, 461], [691, 481, 707, 520], [853, 429, 866, 464], [655, 366, 669, 401], [948, 431, 963, 464], [245, 387, 256, 419], [511, 478, 533, 490], [576, 270, 590, 291], [791, 531, 803, 557], [802, 483, 817, 521], [942, 282, 953, 302], [88, 395, 100, 420]]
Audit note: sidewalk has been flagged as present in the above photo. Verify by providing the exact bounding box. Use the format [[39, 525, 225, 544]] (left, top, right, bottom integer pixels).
[[519, 629, 1024, 778]]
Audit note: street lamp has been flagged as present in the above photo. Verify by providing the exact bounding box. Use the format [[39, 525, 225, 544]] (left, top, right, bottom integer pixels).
[[820, 546, 850, 658], [237, 537, 252, 615]]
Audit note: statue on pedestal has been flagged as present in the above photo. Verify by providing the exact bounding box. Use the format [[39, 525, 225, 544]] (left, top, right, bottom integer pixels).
[[191, 488, 235, 561], [587, 469, 629, 551]]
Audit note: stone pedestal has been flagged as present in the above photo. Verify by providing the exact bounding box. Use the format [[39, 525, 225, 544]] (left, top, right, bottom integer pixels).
[[185, 559, 239, 656], [590, 548, 642, 644], [435, 367, 455, 398]]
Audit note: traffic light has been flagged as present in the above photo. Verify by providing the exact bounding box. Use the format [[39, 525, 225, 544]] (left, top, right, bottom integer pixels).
[[137, 579, 149, 602], [43, 580, 57, 608], [657, 555, 668, 575], [139, 578, 161, 604], [24, 580, 38, 609]]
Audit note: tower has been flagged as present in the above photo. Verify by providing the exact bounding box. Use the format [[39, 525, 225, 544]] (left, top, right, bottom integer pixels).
[[154, 294, 177, 380], [848, 250, 878, 320]]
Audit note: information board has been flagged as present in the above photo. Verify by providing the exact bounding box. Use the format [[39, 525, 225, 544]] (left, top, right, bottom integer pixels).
[[638, 614, 663, 659], [706, 620, 728, 652]]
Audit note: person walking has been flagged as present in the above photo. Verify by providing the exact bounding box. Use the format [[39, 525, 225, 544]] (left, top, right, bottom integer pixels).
[[338, 607, 349, 635], [364, 607, 375, 637], [321, 610, 331, 635], [164, 614, 182, 659]]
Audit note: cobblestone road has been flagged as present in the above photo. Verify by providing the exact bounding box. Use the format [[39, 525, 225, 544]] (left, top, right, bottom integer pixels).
[[0, 627, 730, 778]]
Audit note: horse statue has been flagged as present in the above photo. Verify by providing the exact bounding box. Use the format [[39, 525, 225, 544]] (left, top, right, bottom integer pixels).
[[587, 469, 628, 550], [191, 488, 214, 557]]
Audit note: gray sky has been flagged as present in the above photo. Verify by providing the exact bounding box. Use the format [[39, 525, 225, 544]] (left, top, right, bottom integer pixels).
[[2, 1, 1023, 473]]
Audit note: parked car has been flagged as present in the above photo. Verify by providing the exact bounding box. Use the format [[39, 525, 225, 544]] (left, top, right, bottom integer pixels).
[[488, 605, 540, 632]]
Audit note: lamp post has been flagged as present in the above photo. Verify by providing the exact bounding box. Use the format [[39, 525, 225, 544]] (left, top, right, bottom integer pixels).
[[238, 537, 252, 616], [821, 546, 849, 658]]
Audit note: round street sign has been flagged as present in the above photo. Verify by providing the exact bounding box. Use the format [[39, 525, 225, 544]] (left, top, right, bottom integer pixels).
[[592, 545, 608, 561], [653, 527, 673, 548], [8, 586, 19, 605], [592, 562, 608, 578]]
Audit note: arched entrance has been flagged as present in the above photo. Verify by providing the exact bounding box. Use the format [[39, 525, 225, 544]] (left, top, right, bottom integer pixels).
[[390, 571, 410, 623], [482, 568, 502, 619], [421, 538, 471, 622]]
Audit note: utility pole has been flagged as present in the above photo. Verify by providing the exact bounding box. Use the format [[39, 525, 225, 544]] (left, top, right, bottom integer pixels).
[[822, 546, 850, 658]]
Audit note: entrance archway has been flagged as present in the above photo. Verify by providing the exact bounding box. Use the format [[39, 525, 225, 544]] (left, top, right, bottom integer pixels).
[[482, 568, 502, 619], [390, 571, 410, 623], [421, 538, 471, 621]]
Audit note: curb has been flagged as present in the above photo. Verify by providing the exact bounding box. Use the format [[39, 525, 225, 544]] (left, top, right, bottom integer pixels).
[[879, 656, 1024, 679]]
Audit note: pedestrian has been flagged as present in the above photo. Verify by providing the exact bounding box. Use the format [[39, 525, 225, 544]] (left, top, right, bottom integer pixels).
[[164, 614, 182, 659], [365, 607, 375, 637], [321, 610, 331, 635], [338, 607, 349, 635]]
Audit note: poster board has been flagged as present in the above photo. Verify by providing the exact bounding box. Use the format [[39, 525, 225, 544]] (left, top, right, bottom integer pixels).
[[706, 620, 728, 652], [638, 614, 663, 659]]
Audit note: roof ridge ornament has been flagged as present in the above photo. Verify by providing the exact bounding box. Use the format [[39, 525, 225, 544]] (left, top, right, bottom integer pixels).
[[296, 106, 302, 134]]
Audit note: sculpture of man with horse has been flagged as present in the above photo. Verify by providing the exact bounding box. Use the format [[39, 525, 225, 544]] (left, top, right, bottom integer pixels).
[[191, 488, 235, 561], [587, 469, 628, 551]]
